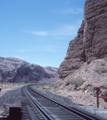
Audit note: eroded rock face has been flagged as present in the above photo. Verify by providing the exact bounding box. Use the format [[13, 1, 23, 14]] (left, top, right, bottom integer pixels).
[[59, 0, 107, 79], [0, 57, 58, 83]]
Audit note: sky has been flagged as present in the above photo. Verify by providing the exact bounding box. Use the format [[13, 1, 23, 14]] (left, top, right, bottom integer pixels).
[[0, 0, 86, 68]]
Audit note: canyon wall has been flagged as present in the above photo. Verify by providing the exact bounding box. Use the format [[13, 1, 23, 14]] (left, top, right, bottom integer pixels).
[[59, 0, 107, 78]]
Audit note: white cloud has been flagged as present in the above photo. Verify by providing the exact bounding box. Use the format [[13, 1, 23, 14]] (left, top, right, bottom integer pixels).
[[17, 49, 35, 53], [61, 8, 83, 14], [23, 20, 82, 38], [52, 24, 79, 36], [17, 47, 56, 53], [49, 20, 82, 37], [31, 31, 48, 36], [17, 50, 25, 53], [23, 30, 48, 36], [30, 23, 81, 37], [17, 46, 66, 53]]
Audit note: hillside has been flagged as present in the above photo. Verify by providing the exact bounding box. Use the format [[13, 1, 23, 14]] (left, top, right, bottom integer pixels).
[[0, 57, 58, 83], [39, 58, 107, 109], [46, 0, 107, 109]]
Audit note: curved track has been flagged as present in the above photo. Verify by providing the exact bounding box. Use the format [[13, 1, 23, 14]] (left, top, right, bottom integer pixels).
[[24, 85, 99, 120]]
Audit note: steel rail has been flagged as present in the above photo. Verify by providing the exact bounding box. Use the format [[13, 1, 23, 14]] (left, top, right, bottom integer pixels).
[[30, 85, 99, 120], [25, 86, 53, 120], [26, 86, 85, 120]]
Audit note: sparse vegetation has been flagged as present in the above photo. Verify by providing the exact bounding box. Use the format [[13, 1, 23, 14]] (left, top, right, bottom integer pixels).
[[53, 81, 63, 89], [65, 75, 74, 86], [0, 82, 29, 89], [94, 63, 107, 73], [101, 82, 107, 87], [73, 76, 84, 88], [64, 75, 84, 89], [42, 86, 51, 90], [0, 82, 43, 89], [103, 57, 107, 61], [57, 81, 63, 87], [53, 85, 58, 89]]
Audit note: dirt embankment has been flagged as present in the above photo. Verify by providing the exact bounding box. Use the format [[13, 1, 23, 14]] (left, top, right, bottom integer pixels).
[[40, 58, 107, 109]]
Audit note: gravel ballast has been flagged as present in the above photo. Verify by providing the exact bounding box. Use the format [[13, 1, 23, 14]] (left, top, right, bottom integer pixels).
[[0, 85, 107, 120], [0, 86, 23, 116], [32, 85, 107, 120]]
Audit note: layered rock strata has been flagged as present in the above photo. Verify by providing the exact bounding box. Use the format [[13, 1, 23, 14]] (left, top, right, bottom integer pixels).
[[59, 0, 107, 78]]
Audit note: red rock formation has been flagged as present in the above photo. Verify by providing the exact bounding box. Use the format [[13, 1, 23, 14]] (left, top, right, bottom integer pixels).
[[59, 0, 107, 79]]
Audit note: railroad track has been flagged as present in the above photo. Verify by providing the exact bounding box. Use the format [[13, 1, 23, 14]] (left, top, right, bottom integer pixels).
[[23, 85, 100, 120]]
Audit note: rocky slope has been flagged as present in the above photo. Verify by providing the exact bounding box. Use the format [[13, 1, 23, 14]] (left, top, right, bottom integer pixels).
[[46, 58, 107, 109], [0, 57, 58, 83], [59, 0, 107, 79]]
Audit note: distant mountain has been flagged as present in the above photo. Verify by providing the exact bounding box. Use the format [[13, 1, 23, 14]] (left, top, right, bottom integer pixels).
[[0, 57, 58, 83], [44, 67, 58, 77]]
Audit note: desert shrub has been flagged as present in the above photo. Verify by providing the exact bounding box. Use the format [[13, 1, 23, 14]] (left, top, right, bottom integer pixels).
[[103, 57, 107, 61], [53, 85, 58, 89], [94, 64, 107, 73], [54, 81, 63, 87], [73, 76, 84, 89], [101, 82, 107, 87], [57, 81, 63, 87], [65, 75, 84, 89], [42, 86, 51, 90], [56, 92, 61, 94], [65, 75, 74, 86]]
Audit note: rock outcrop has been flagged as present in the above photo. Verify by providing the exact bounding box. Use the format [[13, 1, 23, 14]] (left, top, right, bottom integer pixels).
[[59, 0, 107, 79], [0, 57, 58, 83]]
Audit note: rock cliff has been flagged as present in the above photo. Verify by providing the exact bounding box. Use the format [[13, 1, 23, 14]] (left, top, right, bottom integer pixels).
[[0, 57, 58, 83], [59, 0, 107, 79]]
